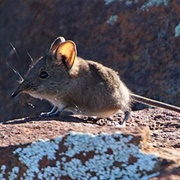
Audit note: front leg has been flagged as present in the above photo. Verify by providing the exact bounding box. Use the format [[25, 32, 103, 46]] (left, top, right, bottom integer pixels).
[[48, 106, 68, 117], [40, 106, 58, 117]]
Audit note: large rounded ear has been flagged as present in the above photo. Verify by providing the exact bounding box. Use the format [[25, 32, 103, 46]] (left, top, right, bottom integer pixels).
[[55, 40, 77, 70], [49, 36, 65, 53]]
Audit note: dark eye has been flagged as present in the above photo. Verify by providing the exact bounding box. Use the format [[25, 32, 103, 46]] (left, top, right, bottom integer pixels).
[[39, 71, 49, 79]]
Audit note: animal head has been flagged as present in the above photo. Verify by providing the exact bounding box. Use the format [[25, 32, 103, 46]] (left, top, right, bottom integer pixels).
[[12, 36, 77, 99]]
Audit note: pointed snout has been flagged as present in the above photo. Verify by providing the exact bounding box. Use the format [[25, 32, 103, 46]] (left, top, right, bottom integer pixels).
[[11, 80, 31, 98], [11, 84, 23, 98]]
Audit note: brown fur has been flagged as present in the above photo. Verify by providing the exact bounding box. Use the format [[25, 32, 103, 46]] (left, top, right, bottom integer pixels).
[[12, 36, 180, 123]]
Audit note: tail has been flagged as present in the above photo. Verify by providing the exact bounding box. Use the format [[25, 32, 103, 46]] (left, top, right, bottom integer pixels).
[[131, 93, 180, 113]]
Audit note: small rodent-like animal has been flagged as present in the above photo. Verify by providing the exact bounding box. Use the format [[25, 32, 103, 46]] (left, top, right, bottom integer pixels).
[[12, 36, 180, 126]]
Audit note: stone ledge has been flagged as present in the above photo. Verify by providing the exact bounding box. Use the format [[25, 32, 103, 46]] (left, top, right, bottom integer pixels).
[[0, 119, 179, 179]]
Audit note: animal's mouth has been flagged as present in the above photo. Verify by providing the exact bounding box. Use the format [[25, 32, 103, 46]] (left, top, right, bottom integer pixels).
[[11, 85, 22, 98], [11, 81, 33, 98]]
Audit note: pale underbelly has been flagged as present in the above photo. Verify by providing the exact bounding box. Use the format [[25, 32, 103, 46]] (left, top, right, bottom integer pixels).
[[77, 108, 120, 118]]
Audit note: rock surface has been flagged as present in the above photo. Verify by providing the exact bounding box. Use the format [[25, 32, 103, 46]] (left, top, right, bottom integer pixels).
[[0, 1, 179, 178], [0, 0, 180, 121], [0, 107, 180, 179]]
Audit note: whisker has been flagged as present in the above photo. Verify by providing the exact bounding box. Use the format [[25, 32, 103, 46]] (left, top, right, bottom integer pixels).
[[6, 62, 24, 83], [26, 50, 34, 65], [10, 43, 21, 63]]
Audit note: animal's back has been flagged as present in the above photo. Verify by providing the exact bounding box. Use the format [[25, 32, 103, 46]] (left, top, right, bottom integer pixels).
[[67, 57, 131, 117]]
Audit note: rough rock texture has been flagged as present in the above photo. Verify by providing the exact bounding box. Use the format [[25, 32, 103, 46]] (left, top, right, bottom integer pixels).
[[0, 0, 180, 121], [0, 107, 180, 179], [0, 127, 157, 179], [0, 1, 180, 178], [0, 123, 179, 179]]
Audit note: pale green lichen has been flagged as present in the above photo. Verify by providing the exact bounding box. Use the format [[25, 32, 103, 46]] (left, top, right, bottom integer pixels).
[[104, 0, 117, 5], [140, 0, 169, 10], [175, 23, 180, 37], [8, 167, 19, 180], [105, 0, 138, 6], [0, 132, 159, 179], [104, 0, 169, 10], [106, 15, 118, 25], [13, 137, 62, 179], [0, 165, 6, 180]]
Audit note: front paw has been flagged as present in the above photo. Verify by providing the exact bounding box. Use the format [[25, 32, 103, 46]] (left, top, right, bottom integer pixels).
[[40, 111, 60, 117], [40, 112, 52, 117]]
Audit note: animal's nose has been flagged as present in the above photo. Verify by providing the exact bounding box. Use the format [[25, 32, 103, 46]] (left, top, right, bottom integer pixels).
[[11, 81, 31, 98], [11, 85, 23, 98]]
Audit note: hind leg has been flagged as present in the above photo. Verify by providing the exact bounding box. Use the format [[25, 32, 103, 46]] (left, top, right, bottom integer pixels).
[[121, 111, 131, 127]]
